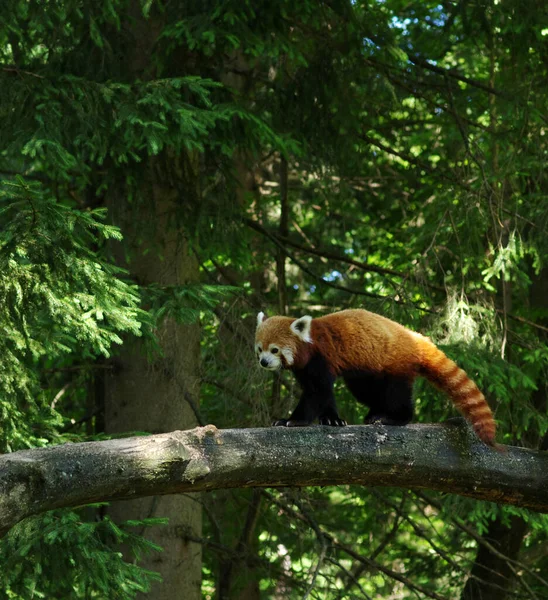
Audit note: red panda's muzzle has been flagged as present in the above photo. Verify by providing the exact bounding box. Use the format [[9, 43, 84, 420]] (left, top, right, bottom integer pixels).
[[258, 352, 281, 371]]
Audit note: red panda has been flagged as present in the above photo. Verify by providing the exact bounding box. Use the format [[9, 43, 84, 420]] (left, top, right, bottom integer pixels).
[[255, 309, 496, 446]]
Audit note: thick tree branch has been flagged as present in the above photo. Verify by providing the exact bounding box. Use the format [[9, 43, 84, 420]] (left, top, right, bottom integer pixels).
[[1, 424, 547, 537]]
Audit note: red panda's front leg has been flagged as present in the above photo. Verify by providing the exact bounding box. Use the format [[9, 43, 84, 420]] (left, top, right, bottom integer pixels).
[[273, 353, 346, 427]]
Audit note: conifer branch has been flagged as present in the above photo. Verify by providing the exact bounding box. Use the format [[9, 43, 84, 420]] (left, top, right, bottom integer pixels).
[[406, 55, 507, 98]]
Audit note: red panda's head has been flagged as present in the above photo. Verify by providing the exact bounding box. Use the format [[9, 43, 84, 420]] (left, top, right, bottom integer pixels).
[[255, 312, 313, 371]]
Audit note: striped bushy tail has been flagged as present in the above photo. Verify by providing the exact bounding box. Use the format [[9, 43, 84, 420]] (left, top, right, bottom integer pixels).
[[419, 340, 496, 446]]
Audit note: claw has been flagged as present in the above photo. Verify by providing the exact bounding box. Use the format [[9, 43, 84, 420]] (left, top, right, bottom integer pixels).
[[286, 420, 311, 427], [320, 416, 347, 427]]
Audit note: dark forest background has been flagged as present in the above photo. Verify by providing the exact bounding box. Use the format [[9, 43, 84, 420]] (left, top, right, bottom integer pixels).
[[0, 1, 547, 598]]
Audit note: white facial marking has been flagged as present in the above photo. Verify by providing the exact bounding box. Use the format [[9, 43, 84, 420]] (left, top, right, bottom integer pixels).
[[257, 344, 292, 371], [290, 315, 313, 343], [281, 347, 294, 365]]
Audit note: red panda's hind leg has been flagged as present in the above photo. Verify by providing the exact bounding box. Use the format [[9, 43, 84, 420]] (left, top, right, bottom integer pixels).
[[344, 373, 414, 426]]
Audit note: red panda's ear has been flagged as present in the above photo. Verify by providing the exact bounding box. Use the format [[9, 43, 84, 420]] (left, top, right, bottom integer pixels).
[[290, 315, 313, 342], [256, 311, 267, 328]]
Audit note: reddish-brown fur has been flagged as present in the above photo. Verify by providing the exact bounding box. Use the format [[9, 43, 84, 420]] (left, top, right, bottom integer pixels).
[[256, 309, 496, 445]]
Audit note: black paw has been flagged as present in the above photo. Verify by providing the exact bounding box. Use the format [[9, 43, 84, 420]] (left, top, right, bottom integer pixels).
[[319, 416, 347, 426], [286, 419, 312, 427], [272, 419, 312, 427]]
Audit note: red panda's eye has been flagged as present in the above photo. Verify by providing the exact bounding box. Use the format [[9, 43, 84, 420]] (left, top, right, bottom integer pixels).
[[271, 348, 279, 354]]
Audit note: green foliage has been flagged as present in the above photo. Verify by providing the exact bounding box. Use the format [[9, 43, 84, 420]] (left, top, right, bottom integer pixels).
[[145, 283, 240, 327], [2, 75, 231, 175], [0, 178, 143, 451], [1, 0, 548, 598], [0, 508, 164, 599]]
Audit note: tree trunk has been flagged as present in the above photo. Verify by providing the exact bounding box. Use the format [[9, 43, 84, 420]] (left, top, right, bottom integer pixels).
[[105, 170, 202, 599], [217, 489, 262, 600], [100, 2, 204, 596], [461, 29, 530, 600], [461, 516, 528, 600]]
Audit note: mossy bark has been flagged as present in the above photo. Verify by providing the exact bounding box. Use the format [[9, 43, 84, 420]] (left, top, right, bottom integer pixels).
[[1, 423, 548, 538]]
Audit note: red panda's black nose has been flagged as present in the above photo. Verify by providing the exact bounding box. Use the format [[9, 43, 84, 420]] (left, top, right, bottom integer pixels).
[[260, 358, 269, 367]]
